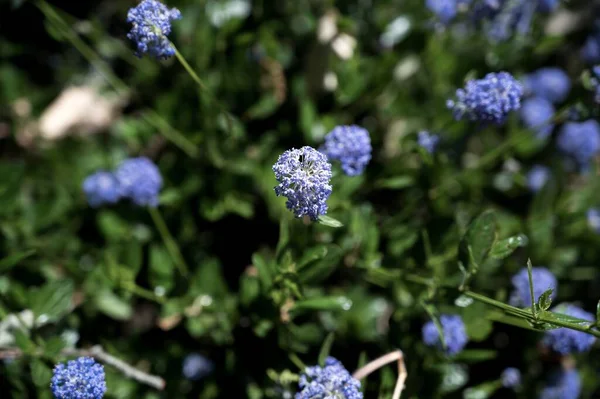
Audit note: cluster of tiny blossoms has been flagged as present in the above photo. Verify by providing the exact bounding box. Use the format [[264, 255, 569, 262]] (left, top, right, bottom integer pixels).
[[83, 157, 163, 207], [422, 314, 468, 356], [50, 357, 106, 399], [447, 72, 523, 124], [296, 357, 362, 399], [127, 0, 181, 59]]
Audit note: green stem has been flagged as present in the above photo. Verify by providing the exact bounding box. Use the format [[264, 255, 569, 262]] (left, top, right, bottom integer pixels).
[[404, 273, 600, 338], [122, 282, 166, 304], [148, 207, 189, 276], [141, 111, 199, 158], [173, 45, 235, 135]]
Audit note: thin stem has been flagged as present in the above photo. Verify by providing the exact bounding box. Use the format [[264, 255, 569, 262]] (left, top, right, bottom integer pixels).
[[352, 350, 407, 399], [141, 111, 199, 158], [526, 259, 538, 320], [148, 207, 189, 276], [1, 346, 165, 390], [173, 47, 209, 91], [172, 45, 235, 135]]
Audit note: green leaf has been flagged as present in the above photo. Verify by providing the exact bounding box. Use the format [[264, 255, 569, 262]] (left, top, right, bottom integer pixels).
[[13, 330, 35, 353], [290, 296, 352, 313], [30, 359, 53, 387], [459, 210, 497, 274], [30, 280, 74, 322], [299, 246, 343, 283], [318, 332, 335, 366], [252, 252, 273, 290], [149, 245, 175, 292], [44, 336, 66, 357], [297, 245, 329, 270], [526, 259, 537, 318], [318, 215, 343, 228], [463, 381, 500, 399], [489, 234, 528, 260], [94, 289, 133, 321], [374, 176, 414, 190], [0, 249, 36, 273], [537, 289, 554, 311], [453, 349, 497, 362]]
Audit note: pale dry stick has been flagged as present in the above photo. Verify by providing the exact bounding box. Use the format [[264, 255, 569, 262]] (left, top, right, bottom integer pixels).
[[0, 345, 165, 390], [352, 350, 407, 399]]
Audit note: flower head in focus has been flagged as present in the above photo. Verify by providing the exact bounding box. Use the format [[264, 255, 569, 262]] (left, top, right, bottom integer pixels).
[[501, 367, 521, 389], [447, 72, 523, 124], [82, 171, 121, 207], [273, 146, 333, 221], [422, 314, 468, 355], [539, 369, 581, 399], [542, 304, 596, 354], [50, 357, 106, 399], [182, 353, 214, 381], [418, 131, 439, 154], [556, 120, 600, 169], [115, 157, 163, 207], [320, 125, 372, 176], [295, 357, 362, 399], [127, 0, 182, 59], [526, 165, 550, 193], [523, 68, 571, 104], [510, 266, 557, 308]]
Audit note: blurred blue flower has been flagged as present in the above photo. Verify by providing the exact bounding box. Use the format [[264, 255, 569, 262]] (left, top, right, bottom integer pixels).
[[526, 165, 550, 193], [557, 120, 600, 169], [587, 208, 600, 233], [542, 304, 596, 354], [296, 357, 362, 399], [519, 97, 555, 139], [523, 68, 571, 104], [320, 125, 372, 176], [422, 314, 468, 355], [273, 146, 333, 221], [51, 357, 106, 399], [115, 157, 163, 207], [82, 171, 121, 207], [589, 66, 600, 104], [447, 72, 523, 124], [471, 0, 536, 42], [537, 0, 559, 13], [418, 131, 440, 154], [582, 34, 600, 64], [501, 367, 521, 389], [539, 368, 581, 399], [127, 0, 182, 59], [426, 0, 458, 24], [510, 266, 557, 308], [182, 353, 214, 381]]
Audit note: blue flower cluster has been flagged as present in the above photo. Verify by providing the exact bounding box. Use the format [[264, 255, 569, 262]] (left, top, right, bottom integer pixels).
[[539, 369, 581, 399], [83, 157, 163, 207], [182, 353, 214, 381], [273, 146, 333, 221], [127, 0, 182, 59], [447, 72, 523, 124], [422, 314, 468, 355], [82, 171, 121, 207], [526, 165, 550, 193], [589, 66, 600, 104], [587, 208, 600, 233], [320, 125, 372, 176], [524, 68, 571, 104], [519, 97, 555, 139], [510, 266, 557, 308], [542, 304, 596, 354], [501, 367, 521, 389], [556, 120, 600, 170], [418, 131, 440, 154], [427, 1, 559, 41], [50, 357, 106, 399], [295, 357, 362, 399]]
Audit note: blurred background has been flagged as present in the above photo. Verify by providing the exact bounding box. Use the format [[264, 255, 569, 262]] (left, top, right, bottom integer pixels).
[[2, 0, 600, 398]]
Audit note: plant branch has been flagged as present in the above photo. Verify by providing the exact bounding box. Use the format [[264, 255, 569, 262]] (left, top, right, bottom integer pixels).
[[0, 346, 165, 390], [353, 350, 407, 399], [148, 207, 189, 276]]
